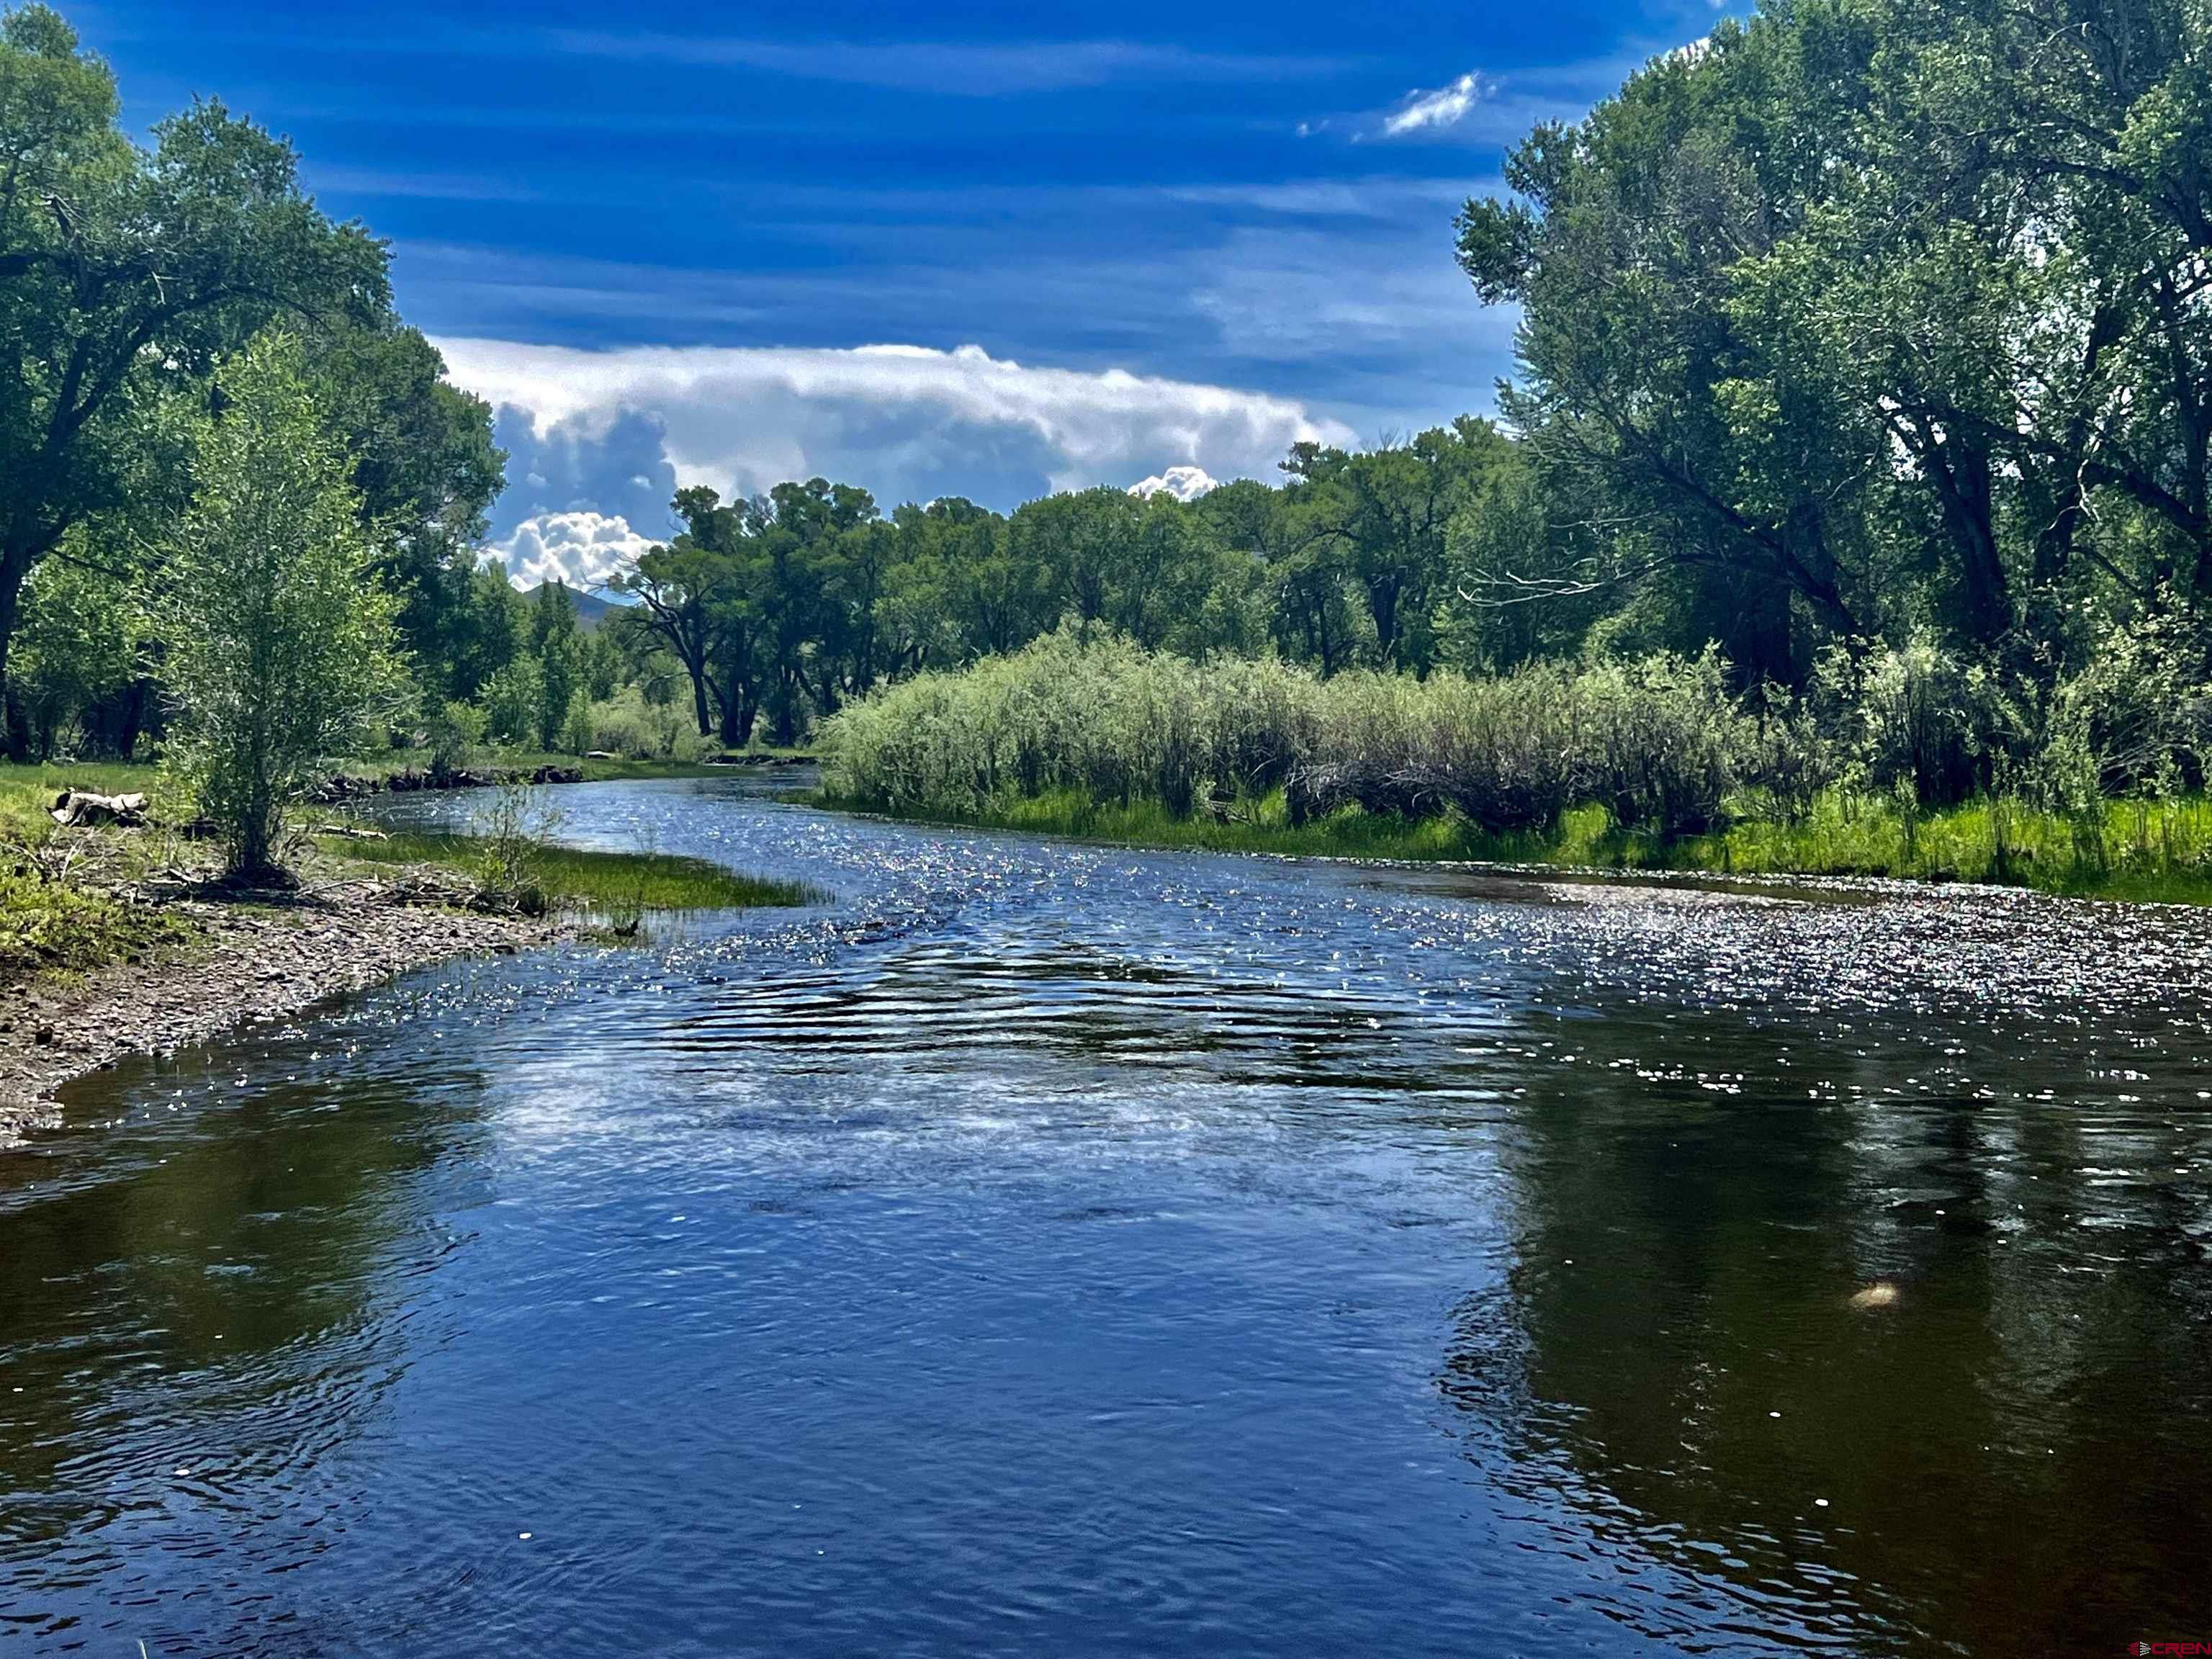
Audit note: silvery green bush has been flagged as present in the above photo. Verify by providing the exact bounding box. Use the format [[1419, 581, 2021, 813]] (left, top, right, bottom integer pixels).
[[824, 626, 1768, 837]]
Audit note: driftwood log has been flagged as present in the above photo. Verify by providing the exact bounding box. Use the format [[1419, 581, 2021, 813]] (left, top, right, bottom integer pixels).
[[49, 789, 149, 829]]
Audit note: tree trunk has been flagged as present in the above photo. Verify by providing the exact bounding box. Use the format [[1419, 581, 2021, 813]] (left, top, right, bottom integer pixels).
[[689, 660, 714, 737], [0, 550, 26, 763], [119, 675, 156, 759], [718, 683, 755, 748], [1940, 443, 2011, 647], [1369, 574, 1402, 666]]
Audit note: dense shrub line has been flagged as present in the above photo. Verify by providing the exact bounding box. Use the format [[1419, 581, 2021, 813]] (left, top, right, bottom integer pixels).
[[822, 626, 2212, 853], [822, 630, 1766, 837]]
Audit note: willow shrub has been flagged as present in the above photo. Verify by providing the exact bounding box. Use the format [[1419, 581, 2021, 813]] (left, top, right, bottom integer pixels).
[[823, 629, 1763, 838]]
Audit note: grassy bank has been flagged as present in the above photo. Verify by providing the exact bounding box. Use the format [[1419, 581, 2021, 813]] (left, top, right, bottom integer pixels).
[[2, 764, 194, 981], [0, 863, 194, 983], [1, 756, 817, 989], [3, 745, 811, 814], [1, 762, 174, 840], [818, 631, 2212, 906], [820, 783, 2212, 905], [316, 827, 820, 913]]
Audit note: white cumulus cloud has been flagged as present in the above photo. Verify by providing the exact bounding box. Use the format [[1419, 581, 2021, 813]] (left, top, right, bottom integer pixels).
[[489, 509, 657, 590], [1380, 72, 1485, 137], [1129, 464, 1220, 501], [433, 338, 1354, 521]]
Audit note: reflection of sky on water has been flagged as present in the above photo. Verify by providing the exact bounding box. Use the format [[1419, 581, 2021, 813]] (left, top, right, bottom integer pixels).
[[3, 777, 2208, 1654]]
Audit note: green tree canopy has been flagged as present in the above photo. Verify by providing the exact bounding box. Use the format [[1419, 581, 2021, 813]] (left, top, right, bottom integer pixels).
[[1455, 0, 2212, 687], [0, 3, 486, 753], [159, 332, 405, 873]]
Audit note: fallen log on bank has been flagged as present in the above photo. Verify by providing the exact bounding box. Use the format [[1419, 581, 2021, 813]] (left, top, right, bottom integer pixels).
[[50, 790, 149, 830]]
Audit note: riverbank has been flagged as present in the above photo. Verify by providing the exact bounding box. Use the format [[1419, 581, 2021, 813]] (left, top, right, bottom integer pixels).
[[317, 827, 823, 912], [2, 765, 822, 1143], [323, 747, 817, 791], [0, 873, 557, 1146], [2, 746, 818, 814], [817, 785, 2212, 906]]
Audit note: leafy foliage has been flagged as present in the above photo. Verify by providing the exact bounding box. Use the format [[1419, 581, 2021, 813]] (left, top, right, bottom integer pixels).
[[823, 629, 1762, 837], [0, 4, 499, 758], [158, 333, 405, 873]]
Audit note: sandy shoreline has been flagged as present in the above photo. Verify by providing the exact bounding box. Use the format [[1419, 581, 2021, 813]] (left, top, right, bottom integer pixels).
[[0, 879, 556, 1146]]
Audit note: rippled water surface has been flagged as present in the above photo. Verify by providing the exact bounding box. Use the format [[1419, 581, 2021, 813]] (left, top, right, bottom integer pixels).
[[6, 776, 2212, 1655]]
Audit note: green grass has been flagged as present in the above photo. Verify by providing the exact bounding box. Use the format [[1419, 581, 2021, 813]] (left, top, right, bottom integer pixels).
[[0, 760, 176, 840], [821, 783, 2212, 905], [0, 757, 817, 989], [1, 763, 188, 986], [0, 864, 194, 984], [318, 828, 822, 912]]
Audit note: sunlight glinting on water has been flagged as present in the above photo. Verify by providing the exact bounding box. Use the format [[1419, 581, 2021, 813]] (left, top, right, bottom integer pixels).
[[5, 775, 2212, 1655]]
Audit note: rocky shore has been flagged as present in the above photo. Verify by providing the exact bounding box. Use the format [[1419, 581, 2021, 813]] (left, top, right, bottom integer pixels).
[[0, 878, 557, 1147], [306, 762, 584, 804]]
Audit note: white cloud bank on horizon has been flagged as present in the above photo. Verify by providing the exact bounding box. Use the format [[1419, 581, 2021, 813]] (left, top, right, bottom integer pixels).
[[438, 337, 1353, 585], [1379, 73, 1486, 137], [490, 509, 656, 590], [1129, 464, 1220, 501]]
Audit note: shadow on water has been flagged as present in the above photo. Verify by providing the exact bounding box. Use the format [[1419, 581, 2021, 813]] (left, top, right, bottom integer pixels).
[[0, 1030, 496, 1650], [1443, 992, 2212, 1655]]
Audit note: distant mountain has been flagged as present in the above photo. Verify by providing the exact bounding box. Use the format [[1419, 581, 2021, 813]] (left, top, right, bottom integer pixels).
[[518, 583, 622, 633]]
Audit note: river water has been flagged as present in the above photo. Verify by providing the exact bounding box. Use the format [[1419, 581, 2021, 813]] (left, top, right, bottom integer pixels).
[[4, 775, 2210, 1655]]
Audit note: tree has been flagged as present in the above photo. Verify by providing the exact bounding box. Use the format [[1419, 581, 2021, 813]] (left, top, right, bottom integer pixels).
[[528, 579, 580, 748], [619, 487, 736, 738], [902, 496, 1039, 660], [1456, 18, 1892, 681], [441, 562, 523, 701], [9, 547, 138, 757], [1454, 0, 2212, 691], [159, 333, 404, 874], [307, 319, 505, 683], [1010, 487, 1142, 628], [0, 5, 391, 755]]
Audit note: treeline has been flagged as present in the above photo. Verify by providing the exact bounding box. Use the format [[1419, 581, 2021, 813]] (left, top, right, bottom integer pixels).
[[608, 422, 1524, 749], [1449, 0, 2212, 803], [14, 0, 2212, 838], [0, 6, 505, 763]]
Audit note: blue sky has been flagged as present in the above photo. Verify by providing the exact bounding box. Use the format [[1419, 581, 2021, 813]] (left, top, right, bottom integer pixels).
[[72, 0, 1723, 585]]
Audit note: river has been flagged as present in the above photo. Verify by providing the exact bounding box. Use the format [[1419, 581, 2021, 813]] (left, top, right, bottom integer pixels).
[[4, 774, 2209, 1655]]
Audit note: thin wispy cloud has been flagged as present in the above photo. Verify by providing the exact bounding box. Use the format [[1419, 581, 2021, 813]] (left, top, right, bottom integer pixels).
[[1379, 72, 1487, 138], [540, 32, 1345, 95], [1163, 177, 1491, 219], [98, 17, 1354, 99], [304, 165, 547, 203]]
